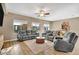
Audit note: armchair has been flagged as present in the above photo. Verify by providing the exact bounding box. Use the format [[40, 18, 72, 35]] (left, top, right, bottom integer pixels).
[[54, 32, 78, 52]]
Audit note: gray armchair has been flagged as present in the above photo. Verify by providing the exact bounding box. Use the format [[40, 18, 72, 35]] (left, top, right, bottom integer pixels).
[[42, 31, 54, 42], [54, 32, 78, 52]]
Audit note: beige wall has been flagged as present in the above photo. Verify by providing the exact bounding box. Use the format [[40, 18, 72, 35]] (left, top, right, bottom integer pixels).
[[2, 12, 50, 40], [0, 27, 3, 34], [0, 4, 6, 35], [51, 17, 79, 35], [49, 21, 53, 31], [1, 12, 79, 40]]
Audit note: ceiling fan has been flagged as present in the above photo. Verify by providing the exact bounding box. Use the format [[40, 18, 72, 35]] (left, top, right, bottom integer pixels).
[[35, 7, 50, 17]]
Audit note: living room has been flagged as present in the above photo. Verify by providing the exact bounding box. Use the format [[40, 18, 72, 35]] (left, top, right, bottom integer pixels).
[[0, 3, 79, 55]]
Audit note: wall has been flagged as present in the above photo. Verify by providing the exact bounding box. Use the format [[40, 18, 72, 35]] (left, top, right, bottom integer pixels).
[[49, 21, 53, 31], [1, 11, 79, 40], [0, 27, 3, 34], [0, 4, 6, 35], [2, 12, 50, 40], [51, 17, 79, 35], [2, 11, 79, 40]]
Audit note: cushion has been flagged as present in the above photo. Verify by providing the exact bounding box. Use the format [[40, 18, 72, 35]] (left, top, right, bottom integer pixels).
[[63, 32, 72, 42], [69, 33, 76, 43]]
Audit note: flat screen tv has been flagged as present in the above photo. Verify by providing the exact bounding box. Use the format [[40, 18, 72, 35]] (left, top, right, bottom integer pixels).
[[0, 3, 4, 26]]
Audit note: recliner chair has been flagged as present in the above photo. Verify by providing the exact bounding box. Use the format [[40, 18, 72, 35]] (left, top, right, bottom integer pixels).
[[54, 32, 78, 52]]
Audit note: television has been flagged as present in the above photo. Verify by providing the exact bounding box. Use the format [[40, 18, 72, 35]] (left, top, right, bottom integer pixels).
[[0, 3, 4, 26]]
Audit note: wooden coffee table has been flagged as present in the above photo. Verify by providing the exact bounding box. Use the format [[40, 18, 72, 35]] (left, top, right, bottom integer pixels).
[[36, 37, 45, 44]]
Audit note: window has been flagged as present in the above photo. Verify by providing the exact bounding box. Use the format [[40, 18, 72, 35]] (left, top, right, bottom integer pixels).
[[32, 22, 40, 32], [44, 24, 50, 31], [14, 25, 21, 33], [13, 19, 28, 33]]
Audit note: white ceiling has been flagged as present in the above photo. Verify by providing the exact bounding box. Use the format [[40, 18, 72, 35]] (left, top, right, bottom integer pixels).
[[5, 3, 79, 21]]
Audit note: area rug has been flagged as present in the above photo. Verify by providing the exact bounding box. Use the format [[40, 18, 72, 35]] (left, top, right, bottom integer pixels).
[[24, 40, 53, 54]]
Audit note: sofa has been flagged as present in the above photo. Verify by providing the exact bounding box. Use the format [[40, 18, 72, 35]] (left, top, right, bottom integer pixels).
[[17, 30, 29, 41], [54, 32, 78, 52], [17, 30, 39, 41], [42, 30, 57, 42]]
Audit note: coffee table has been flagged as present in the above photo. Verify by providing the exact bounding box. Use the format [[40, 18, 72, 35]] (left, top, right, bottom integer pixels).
[[36, 37, 45, 44], [24, 39, 53, 54]]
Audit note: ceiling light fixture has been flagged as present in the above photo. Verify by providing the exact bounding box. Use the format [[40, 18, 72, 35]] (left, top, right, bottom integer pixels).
[[35, 6, 50, 17]]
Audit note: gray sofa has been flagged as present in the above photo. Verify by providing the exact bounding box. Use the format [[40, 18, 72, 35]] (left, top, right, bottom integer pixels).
[[17, 30, 29, 41], [54, 32, 78, 52], [17, 30, 39, 41], [42, 30, 57, 42]]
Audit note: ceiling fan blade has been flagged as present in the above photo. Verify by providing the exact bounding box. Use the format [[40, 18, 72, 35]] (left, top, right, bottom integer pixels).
[[45, 13, 50, 15]]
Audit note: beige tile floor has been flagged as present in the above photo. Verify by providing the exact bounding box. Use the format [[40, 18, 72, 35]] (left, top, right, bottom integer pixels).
[[1, 38, 79, 55]]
